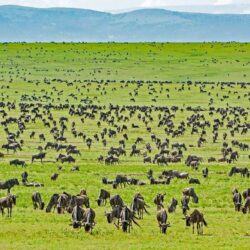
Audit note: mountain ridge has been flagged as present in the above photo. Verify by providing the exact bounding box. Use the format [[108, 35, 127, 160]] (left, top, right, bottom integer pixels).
[[0, 5, 250, 42]]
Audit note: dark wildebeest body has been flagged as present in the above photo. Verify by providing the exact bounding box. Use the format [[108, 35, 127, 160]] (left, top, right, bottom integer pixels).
[[57, 192, 71, 214], [189, 178, 200, 184], [202, 168, 209, 178], [110, 194, 124, 208], [229, 167, 249, 177], [0, 178, 19, 193], [156, 209, 170, 234], [32, 152, 46, 163], [96, 189, 110, 206], [83, 208, 96, 232], [232, 191, 242, 212], [32, 192, 45, 210], [185, 209, 207, 234], [131, 197, 150, 219], [120, 206, 140, 233], [242, 197, 250, 214], [71, 205, 84, 228], [46, 193, 59, 213], [168, 198, 178, 213], [10, 159, 26, 167], [153, 193, 165, 210], [105, 205, 122, 229], [181, 195, 190, 215], [183, 187, 199, 203], [68, 195, 90, 213], [21, 171, 28, 185], [0, 195, 16, 217]]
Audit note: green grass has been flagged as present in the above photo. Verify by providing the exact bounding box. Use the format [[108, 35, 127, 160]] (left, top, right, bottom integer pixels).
[[0, 43, 249, 250]]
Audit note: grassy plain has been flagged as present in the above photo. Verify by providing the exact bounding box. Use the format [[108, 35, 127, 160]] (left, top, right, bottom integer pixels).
[[0, 43, 249, 250]]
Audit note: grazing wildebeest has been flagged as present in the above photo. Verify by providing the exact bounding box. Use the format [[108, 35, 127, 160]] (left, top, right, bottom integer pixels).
[[32, 152, 46, 163], [10, 159, 26, 167], [185, 209, 207, 234], [183, 187, 199, 203], [110, 194, 124, 208], [71, 205, 84, 228], [115, 175, 128, 188], [156, 208, 171, 234], [120, 206, 140, 233], [83, 208, 96, 233], [105, 205, 123, 229], [46, 193, 59, 213], [202, 168, 209, 178], [232, 189, 242, 212], [189, 178, 200, 184], [242, 188, 250, 199], [51, 173, 59, 181], [242, 197, 250, 214], [32, 192, 45, 210], [153, 193, 166, 210], [131, 197, 150, 219], [228, 167, 249, 177], [57, 192, 71, 214], [96, 189, 110, 206], [68, 195, 90, 213], [168, 198, 178, 213], [0, 194, 16, 217], [21, 171, 28, 185], [0, 178, 19, 193], [181, 195, 190, 215]]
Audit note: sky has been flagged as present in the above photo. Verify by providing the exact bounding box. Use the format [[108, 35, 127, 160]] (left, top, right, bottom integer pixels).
[[0, 0, 250, 13]]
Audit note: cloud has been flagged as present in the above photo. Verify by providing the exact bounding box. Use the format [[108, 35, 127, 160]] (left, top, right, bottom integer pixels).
[[214, 0, 234, 5]]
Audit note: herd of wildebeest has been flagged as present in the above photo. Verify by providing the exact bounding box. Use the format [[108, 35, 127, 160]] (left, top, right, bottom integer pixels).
[[0, 79, 249, 235]]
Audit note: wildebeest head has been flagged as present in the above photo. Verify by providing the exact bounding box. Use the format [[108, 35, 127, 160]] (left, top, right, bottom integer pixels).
[[160, 223, 171, 234], [242, 207, 247, 214], [40, 202, 45, 210], [185, 216, 191, 226], [105, 212, 112, 223], [84, 223, 92, 232], [193, 195, 199, 203]]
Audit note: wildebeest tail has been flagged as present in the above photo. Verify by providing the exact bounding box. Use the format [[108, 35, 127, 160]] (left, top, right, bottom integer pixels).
[[144, 206, 150, 215], [203, 218, 207, 227]]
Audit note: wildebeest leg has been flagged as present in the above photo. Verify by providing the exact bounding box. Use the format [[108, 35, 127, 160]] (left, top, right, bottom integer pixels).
[[193, 224, 195, 234]]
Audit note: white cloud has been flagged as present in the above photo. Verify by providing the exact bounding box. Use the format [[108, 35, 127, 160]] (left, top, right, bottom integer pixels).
[[214, 0, 234, 5]]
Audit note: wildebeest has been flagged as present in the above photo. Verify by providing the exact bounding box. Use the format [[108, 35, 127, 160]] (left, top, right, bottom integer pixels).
[[153, 193, 166, 210], [105, 205, 122, 228], [10, 159, 26, 167], [96, 189, 110, 206], [0, 194, 16, 217], [185, 209, 207, 235], [189, 178, 200, 184], [31, 152, 46, 163], [156, 208, 171, 234], [57, 192, 71, 214], [168, 198, 178, 213], [242, 188, 250, 199], [21, 171, 28, 184], [115, 175, 128, 188], [228, 167, 249, 177], [120, 206, 140, 233], [242, 197, 250, 214], [46, 193, 59, 213], [110, 194, 124, 208], [232, 189, 242, 212], [51, 173, 59, 181], [68, 195, 90, 213], [131, 196, 150, 219], [83, 208, 96, 232], [32, 192, 45, 210], [181, 195, 190, 215], [71, 205, 84, 228], [0, 178, 19, 193], [183, 187, 199, 203], [202, 168, 209, 178]]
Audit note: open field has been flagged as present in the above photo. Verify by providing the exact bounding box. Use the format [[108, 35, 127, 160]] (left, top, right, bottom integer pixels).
[[0, 43, 250, 250]]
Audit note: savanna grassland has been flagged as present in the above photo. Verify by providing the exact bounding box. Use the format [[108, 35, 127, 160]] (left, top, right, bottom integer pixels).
[[0, 43, 250, 250]]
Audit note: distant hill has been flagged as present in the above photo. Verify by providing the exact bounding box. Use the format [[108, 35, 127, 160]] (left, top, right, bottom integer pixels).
[[0, 5, 250, 42]]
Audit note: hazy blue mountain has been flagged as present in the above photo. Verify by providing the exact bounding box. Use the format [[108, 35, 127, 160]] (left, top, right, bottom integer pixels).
[[0, 5, 250, 42]]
